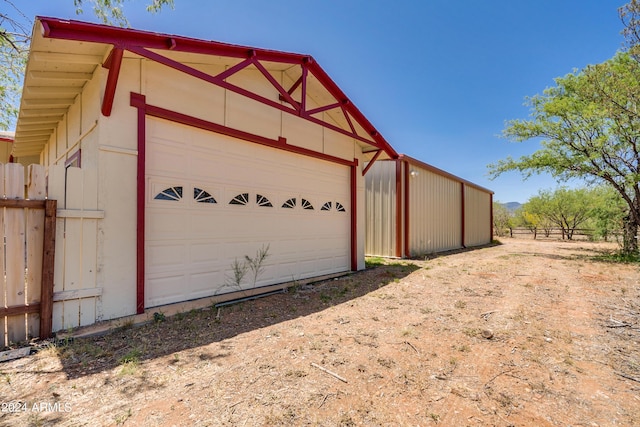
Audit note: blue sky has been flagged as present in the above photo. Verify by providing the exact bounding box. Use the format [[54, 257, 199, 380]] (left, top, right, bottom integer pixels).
[[7, 0, 628, 203]]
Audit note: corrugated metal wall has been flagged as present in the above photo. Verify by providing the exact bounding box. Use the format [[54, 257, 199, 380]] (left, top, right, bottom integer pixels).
[[365, 158, 493, 258], [408, 166, 462, 256], [464, 185, 492, 247], [365, 160, 398, 257]]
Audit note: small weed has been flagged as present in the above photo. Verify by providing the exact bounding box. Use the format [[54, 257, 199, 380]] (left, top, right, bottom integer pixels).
[[115, 408, 133, 425], [401, 328, 414, 337], [320, 292, 332, 303], [594, 251, 640, 264], [454, 300, 467, 309], [462, 328, 480, 338], [458, 344, 471, 352], [119, 349, 142, 375], [420, 307, 433, 314], [119, 349, 142, 364], [428, 412, 440, 423], [153, 312, 166, 323], [285, 370, 308, 378]]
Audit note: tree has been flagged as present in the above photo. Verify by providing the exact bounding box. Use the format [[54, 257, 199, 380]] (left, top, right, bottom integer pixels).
[[512, 207, 542, 239], [492, 202, 512, 237], [620, 0, 640, 60], [0, 2, 30, 129], [488, 52, 640, 253], [73, 0, 174, 27], [521, 195, 555, 238], [589, 185, 627, 242], [0, 0, 174, 129]]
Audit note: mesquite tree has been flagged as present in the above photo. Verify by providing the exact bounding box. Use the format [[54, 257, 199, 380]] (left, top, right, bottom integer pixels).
[[489, 53, 640, 253]]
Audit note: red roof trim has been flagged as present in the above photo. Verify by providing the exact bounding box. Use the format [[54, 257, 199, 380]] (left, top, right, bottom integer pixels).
[[399, 154, 494, 194], [36, 16, 398, 159]]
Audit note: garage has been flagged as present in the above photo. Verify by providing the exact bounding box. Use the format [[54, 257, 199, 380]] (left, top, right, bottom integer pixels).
[[145, 118, 351, 307], [11, 17, 399, 328]]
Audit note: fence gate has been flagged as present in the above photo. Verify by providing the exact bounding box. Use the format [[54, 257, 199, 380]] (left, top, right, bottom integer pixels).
[[0, 163, 56, 347]]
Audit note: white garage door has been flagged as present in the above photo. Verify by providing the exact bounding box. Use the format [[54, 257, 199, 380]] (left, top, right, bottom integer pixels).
[[145, 118, 351, 308]]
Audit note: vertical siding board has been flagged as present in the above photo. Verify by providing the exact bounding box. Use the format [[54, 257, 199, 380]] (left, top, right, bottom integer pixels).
[[26, 165, 46, 338], [364, 161, 396, 257], [5, 163, 26, 344], [63, 167, 84, 328], [48, 165, 66, 330], [0, 163, 5, 346], [464, 186, 491, 247], [408, 167, 462, 256], [80, 168, 98, 326]]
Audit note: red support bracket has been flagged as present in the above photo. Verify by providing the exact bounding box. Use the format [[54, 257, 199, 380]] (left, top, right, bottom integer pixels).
[[362, 149, 382, 176], [102, 46, 124, 116]]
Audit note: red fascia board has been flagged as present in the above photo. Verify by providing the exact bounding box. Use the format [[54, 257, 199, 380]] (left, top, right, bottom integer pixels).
[[36, 16, 398, 159], [398, 154, 494, 194], [0, 137, 13, 143], [39, 17, 305, 64]]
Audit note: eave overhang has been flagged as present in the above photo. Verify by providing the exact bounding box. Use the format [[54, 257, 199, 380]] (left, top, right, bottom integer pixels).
[[13, 16, 398, 161]]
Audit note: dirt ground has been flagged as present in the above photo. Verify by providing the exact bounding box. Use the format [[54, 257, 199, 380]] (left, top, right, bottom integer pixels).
[[1, 238, 639, 427]]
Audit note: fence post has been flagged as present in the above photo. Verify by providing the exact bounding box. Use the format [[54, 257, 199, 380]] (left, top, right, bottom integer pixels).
[[39, 199, 57, 339]]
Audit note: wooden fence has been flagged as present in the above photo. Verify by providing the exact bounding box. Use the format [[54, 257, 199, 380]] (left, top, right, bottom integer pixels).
[[0, 163, 56, 347], [496, 227, 598, 240]]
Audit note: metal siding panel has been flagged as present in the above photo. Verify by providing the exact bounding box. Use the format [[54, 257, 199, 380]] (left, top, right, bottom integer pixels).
[[364, 160, 396, 257], [464, 186, 492, 247], [408, 167, 462, 255]]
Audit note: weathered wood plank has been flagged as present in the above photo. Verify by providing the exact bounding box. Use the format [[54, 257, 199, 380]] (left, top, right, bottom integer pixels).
[[0, 304, 41, 317], [63, 167, 84, 329], [53, 287, 102, 301], [57, 209, 105, 219], [40, 199, 56, 338], [0, 162, 5, 347], [5, 163, 27, 344], [0, 199, 46, 208], [52, 302, 63, 333], [26, 164, 46, 338], [0, 346, 31, 362], [80, 299, 95, 327]]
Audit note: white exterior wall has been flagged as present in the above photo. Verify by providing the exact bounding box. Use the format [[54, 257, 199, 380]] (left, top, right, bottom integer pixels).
[[38, 66, 104, 331], [34, 53, 369, 328], [464, 185, 492, 247], [408, 165, 462, 256]]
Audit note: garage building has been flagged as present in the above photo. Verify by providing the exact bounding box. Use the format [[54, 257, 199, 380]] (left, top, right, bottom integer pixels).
[[11, 17, 397, 330]]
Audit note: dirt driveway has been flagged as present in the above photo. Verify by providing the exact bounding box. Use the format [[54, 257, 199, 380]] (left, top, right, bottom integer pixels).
[[1, 238, 639, 426]]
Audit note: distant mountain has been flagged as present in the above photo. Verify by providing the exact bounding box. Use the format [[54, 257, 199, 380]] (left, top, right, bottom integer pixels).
[[503, 202, 522, 212]]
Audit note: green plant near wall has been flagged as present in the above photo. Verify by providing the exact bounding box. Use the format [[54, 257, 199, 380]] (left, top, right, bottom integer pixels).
[[224, 244, 270, 289]]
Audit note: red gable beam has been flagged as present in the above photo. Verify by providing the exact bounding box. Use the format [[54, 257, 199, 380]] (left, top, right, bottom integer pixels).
[[101, 47, 123, 116], [37, 16, 398, 160]]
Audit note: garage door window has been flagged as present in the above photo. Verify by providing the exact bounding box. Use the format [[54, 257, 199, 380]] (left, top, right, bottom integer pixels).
[[282, 198, 296, 209], [256, 194, 273, 207], [229, 193, 249, 205], [194, 187, 217, 204], [154, 186, 183, 201], [301, 199, 314, 210]]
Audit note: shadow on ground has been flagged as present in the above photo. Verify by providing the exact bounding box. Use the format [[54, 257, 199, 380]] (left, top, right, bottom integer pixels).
[[46, 262, 420, 380]]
